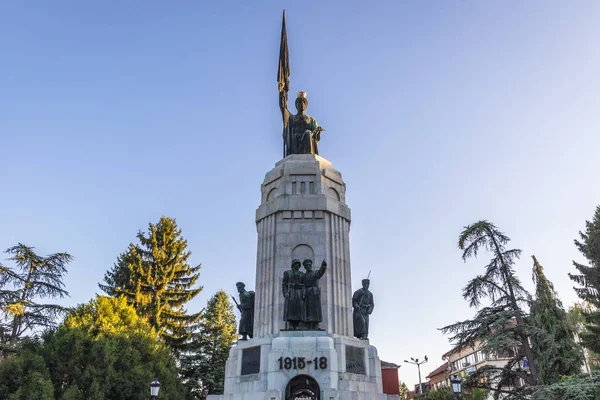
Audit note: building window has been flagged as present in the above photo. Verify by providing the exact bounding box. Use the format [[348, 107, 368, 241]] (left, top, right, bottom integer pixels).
[[466, 353, 476, 366], [475, 351, 485, 362]]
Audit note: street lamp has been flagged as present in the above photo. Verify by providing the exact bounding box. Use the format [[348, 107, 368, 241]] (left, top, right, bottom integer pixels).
[[150, 379, 161, 400], [450, 375, 461, 399], [404, 355, 428, 395]]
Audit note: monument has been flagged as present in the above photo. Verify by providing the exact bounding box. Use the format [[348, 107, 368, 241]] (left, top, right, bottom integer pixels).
[[208, 11, 394, 400]]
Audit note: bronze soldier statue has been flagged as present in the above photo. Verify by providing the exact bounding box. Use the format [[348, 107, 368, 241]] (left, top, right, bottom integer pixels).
[[352, 279, 374, 339], [282, 259, 305, 330], [303, 259, 327, 330], [235, 282, 254, 340]]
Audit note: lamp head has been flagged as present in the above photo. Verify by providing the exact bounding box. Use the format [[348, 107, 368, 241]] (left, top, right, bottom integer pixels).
[[450, 375, 462, 394], [150, 379, 161, 397]]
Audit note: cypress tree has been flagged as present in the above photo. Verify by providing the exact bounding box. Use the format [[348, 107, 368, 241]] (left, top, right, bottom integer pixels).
[[530, 255, 583, 384], [569, 205, 600, 354], [180, 290, 237, 399], [99, 216, 202, 350]]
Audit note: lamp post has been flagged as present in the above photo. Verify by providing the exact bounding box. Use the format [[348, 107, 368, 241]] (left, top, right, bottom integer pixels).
[[450, 375, 462, 399], [404, 356, 428, 395], [150, 379, 161, 400]]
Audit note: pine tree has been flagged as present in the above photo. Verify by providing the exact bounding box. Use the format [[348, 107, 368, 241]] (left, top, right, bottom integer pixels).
[[567, 304, 600, 372], [569, 205, 600, 354], [0, 244, 72, 358], [99, 216, 203, 351], [180, 290, 237, 399], [440, 221, 539, 397], [530, 256, 583, 384]]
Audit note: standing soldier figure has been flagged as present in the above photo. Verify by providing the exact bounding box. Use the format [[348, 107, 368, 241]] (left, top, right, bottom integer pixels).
[[282, 259, 305, 330], [303, 259, 327, 330], [352, 279, 374, 339], [236, 282, 254, 340]]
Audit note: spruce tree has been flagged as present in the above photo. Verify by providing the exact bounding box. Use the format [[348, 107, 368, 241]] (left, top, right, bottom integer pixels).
[[99, 216, 202, 351], [530, 255, 583, 384], [569, 205, 600, 354], [440, 221, 539, 397], [180, 290, 237, 399]]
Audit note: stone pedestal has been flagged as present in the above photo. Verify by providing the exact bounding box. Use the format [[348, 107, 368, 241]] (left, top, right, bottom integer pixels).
[[254, 155, 353, 338], [210, 332, 389, 400]]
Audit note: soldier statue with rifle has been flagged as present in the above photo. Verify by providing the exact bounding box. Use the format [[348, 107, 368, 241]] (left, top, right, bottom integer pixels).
[[352, 278, 374, 339], [233, 282, 254, 340]]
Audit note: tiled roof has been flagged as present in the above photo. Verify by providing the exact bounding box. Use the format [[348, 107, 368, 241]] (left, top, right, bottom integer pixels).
[[426, 362, 449, 379], [381, 360, 400, 369]]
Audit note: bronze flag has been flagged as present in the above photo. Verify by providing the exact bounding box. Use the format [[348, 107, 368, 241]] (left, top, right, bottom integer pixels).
[[278, 10, 291, 157]]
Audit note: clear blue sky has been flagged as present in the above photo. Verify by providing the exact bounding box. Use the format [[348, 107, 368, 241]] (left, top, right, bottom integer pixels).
[[1, 1, 599, 388]]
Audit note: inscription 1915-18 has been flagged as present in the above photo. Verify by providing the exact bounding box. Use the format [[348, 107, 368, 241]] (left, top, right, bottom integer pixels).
[[241, 346, 261, 375], [278, 356, 328, 370]]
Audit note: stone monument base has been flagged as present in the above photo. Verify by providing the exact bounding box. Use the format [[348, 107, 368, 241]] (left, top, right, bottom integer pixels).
[[208, 332, 398, 400]]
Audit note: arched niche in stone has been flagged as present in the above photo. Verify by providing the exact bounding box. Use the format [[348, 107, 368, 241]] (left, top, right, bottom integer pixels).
[[291, 244, 314, 266], [267, 187, 279, 202], [285, 375, 320, 400], [327, 187, 340, 201]]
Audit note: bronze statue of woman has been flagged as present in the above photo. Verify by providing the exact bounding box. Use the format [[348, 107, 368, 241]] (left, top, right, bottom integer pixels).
[[277, 11, 324, 157]]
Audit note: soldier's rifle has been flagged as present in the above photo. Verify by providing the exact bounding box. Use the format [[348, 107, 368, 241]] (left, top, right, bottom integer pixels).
[[231, 295, 241, 311]]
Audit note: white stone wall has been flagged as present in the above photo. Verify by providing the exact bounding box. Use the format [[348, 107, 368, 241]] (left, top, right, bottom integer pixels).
[[254, 155, 353, 338], [212, 332, 391, 400]]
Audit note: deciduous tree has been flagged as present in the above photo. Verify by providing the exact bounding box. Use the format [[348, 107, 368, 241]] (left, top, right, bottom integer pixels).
[[0, 339, 54, 400], [44, 296, 186, 400]]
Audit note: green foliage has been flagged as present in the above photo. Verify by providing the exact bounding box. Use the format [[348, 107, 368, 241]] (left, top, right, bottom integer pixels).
[[440, 221, 539, 394], [569, 205, 600, 354], [0, 244, 72, 357], [532, 372, 600, 400], [399, 382, 409, 400], [418, 387, 454, 400], [428, 387, 454, 400], [62, 295, 154, 339], [99, 216, 203, 351], [0, 296, 186, 400], [568, 304, 600, 372], [46, 296, 186, 400], [0, 340, 54, 400], [530, 256, 583, 384], [180, 290, 237, 398], [464, 388, 489, 400]]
